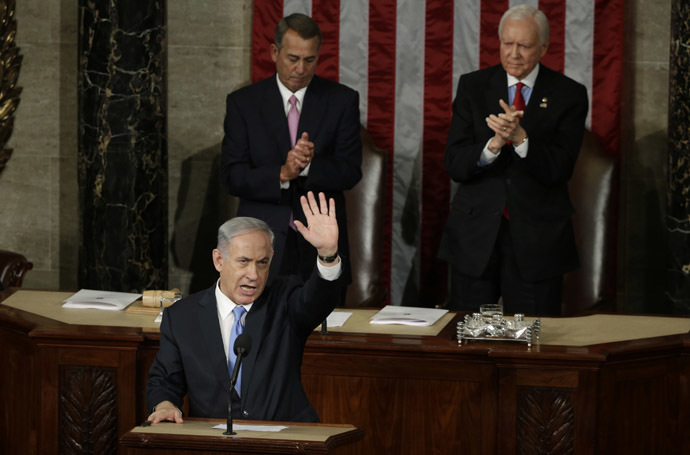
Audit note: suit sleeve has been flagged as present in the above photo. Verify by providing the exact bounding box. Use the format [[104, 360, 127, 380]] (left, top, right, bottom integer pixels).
[[304, 90, 362, 192], [444, 75, 493, 183], [285, 265, 346, 336], [220, 93, 285, 203], [146, 308, 188, 413]]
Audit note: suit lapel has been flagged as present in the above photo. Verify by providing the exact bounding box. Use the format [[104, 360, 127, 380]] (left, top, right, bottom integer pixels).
[[260, 76, 293, 160], [239, 290, 269, 403], [196, 288, 232, 394], [299, 76, 328, 147], [486, 67, 509, 116], [522, 65, 555, 131]]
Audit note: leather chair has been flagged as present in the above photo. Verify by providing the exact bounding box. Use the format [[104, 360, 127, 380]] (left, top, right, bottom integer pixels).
[[562, 130, 617, 315], [343, 128, 388, 307], [0, 250, 34, 290]]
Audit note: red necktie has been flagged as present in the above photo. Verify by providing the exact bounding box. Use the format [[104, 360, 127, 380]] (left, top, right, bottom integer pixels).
[[513, 82, 525, 112], [503, 82, 525, 220]]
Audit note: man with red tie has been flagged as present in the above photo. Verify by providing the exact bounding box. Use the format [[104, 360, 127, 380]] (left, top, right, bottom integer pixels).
[[440, 5, 588, 315]]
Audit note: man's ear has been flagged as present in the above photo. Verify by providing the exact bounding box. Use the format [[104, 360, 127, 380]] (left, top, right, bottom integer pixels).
[[540, 40, 550, 58], [212, 249, 223, 273], [270, 43, 279, 63]]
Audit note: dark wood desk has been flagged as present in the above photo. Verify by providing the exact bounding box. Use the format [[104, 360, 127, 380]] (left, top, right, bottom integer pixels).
[[2, 289, 690, 454]]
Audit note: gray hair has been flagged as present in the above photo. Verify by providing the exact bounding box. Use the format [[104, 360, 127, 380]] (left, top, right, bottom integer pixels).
[[498, 5, 550, 46], [217, 217, 275, 258], [274, 13, 322, 50]]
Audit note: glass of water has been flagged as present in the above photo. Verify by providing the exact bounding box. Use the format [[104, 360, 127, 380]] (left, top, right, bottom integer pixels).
[[158, 292, 182, 321], [480, 303, 503, 319]]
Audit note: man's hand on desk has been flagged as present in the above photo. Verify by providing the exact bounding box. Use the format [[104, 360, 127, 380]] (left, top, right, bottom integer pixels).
[[147, 400, 184, 424]]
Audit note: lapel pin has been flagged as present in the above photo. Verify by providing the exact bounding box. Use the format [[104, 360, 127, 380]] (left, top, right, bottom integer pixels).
[[540, 97, 548, 108]]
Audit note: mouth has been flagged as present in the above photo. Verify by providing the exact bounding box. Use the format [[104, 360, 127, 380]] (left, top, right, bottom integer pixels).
[[240, 284, 257, 294]]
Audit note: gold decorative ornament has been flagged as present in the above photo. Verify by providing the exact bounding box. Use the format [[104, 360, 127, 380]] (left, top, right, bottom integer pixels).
[[0, 0, 21, 176]]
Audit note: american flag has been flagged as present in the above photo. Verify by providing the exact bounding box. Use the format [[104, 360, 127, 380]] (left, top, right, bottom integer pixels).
[[251, 0, 623, 306]]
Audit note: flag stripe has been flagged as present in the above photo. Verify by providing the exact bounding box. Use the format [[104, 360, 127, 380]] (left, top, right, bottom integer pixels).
[[480, 0, 508, 68], [311, 0, 340, 81], [564, 0, 594, 129], [539, 0, 566, 73], [592, 0, 623, 155], [339, 1, 370, 123], [420, 0, 454, 303], [367, 0, 397, 303]]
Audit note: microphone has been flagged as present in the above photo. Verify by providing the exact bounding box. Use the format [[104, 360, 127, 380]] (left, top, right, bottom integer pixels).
[[224, 334, 252, 435]]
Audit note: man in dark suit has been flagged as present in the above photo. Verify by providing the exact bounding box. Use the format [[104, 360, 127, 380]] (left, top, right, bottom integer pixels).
[[440, 5, 588, 316], [220, 13, 361, 289], [146, 192, 343, 423]]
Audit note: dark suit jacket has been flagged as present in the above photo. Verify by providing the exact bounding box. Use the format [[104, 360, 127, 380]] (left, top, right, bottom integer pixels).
[[440, 64, 588, 282], [146, 269, 345, 422], [220, 75, 362, 283]]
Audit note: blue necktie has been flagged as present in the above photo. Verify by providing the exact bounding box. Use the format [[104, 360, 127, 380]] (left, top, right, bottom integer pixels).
[[228, 305, 246, 396]]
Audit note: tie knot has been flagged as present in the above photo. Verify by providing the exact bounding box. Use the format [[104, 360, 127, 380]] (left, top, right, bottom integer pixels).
[[515, 82, 524, 91], [233, 305, 246, 321], [289, 94, 298, 108]]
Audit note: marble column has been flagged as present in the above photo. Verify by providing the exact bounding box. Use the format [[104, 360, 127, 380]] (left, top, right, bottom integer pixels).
[[78, 0, 167, 291], [668, 0, 690, 313]]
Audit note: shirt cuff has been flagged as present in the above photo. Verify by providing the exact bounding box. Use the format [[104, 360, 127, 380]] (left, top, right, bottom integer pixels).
[[316, 258, 342, 281], [479, 138, 500, 166], [280, 180, 290, 190], [513, 137, 529, 158], [299, 162, 311, 177]]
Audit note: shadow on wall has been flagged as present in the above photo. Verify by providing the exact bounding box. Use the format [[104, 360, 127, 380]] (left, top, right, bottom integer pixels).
[[171, 143, 238, 294]]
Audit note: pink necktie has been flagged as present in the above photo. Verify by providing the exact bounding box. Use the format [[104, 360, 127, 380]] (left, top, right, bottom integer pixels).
[[288, 95, 299, 147], [287, 95, 300, 230]]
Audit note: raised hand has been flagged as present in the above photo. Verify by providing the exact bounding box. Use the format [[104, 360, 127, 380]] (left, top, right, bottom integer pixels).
[[293, 191, 338, 257]]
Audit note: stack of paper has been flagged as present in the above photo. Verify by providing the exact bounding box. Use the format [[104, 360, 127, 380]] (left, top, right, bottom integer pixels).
[[62, 289, 142, 311], [370, 305, 448, 326]]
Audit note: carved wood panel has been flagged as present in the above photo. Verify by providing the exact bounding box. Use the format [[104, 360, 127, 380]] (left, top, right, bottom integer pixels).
[[59, 365, 118, 455], [516, 387, 575, 455]]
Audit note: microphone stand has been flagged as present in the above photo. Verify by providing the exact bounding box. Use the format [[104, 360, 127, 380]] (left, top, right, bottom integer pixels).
[[224, 349, 247, 435]]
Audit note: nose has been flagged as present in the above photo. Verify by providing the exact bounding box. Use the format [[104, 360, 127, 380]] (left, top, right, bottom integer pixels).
[[509, 43, 520, 58], [246, 263, 258, 280], [295, 60, 305, 74]]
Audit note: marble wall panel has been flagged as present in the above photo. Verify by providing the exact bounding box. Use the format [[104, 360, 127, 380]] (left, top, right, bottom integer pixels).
[[667, 0, 690, 313], [77, 0, 167, 292], [167, 0, 252, 49], [617, 0, 673, 313], [167, 0, 251, 294]]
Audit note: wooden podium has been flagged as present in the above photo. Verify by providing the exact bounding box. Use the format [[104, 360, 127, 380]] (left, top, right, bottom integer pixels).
[[3, 289, 690, 454], [119, 419, 363, 454]]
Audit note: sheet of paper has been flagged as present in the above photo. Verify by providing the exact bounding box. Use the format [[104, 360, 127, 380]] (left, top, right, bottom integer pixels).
[[370, 305, 448, 326], [326, 311, 351, 327], [62, 289, 142, 311], [212, 423, 287, 432]]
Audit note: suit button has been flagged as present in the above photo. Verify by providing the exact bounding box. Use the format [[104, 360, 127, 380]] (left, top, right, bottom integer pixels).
[[242, 410, 249, 417], [506, 178, 512, 184]]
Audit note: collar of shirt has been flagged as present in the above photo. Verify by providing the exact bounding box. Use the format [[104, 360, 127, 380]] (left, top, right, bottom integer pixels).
[[215, 280, 253, 321], [506, 63, 540, 90], [276, 74, 308, 116]]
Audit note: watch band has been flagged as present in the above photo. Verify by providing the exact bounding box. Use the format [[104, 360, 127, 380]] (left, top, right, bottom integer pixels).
[[318, 251, 339, 263]]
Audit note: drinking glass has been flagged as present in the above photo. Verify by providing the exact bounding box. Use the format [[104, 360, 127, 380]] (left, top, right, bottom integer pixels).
[[158, 292, 182, 321]]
